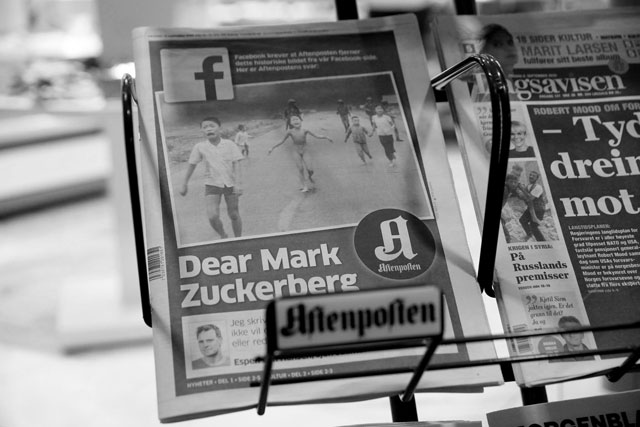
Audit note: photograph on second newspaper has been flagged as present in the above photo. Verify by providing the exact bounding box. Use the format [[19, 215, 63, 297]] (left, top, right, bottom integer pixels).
[[501, 159, 559, 244], [156, 72, 432, 247]]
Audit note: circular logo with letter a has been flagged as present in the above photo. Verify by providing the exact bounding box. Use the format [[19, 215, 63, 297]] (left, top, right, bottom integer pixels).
[[354, 209, 436, 280]]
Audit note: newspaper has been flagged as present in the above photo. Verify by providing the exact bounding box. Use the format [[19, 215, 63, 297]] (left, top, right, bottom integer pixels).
[[433, 8, 640, 386], [487, 389, 640, 427], [132, 15, 501, 422]]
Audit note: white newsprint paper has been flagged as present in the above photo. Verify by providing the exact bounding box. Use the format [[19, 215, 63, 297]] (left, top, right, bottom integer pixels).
[[433, 8, 640, 386], [487, 389, 640, 427], [133, 14, 500, 422]]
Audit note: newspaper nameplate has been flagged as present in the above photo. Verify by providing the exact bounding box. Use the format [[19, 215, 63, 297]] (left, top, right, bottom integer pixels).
[[270, 285, 442, 352]]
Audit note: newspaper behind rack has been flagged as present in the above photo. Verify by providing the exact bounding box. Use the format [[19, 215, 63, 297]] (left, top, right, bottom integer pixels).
[[133, 15, 501, 422], [433, 8, 640, 387]]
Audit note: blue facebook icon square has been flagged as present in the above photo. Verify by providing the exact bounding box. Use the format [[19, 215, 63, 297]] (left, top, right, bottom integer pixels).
[[161, 48, 234, 103]]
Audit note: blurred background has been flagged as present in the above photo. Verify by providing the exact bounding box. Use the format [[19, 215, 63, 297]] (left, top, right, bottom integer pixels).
[[0, 1, 637, 426]]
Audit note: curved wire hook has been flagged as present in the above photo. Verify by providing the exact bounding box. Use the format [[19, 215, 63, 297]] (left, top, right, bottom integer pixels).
[[431, 54, 511, 297], [121, 73, 152, 327]]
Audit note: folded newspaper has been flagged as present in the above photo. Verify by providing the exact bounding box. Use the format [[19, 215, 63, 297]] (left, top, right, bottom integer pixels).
[[487, 389, 640, 427], [132, 14, 501, 422], [433, 8, 640, 387]]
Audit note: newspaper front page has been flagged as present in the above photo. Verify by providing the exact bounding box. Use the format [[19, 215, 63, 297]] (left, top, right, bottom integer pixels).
[[434, 8, 640, 386], [133, 15, 501, 421], [487, 389, 640, 427]]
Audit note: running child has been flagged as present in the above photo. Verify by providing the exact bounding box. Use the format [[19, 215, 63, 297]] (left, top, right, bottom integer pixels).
[[344, 115, 373, 164], [180, 117, 244, 239], [234, 124, 250, 158], [268, 115, 333, 192], [371, 104, 397, 167], [381, 99, 402, 141]]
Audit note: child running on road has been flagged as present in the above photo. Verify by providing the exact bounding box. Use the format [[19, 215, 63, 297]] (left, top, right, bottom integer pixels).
[[180, 116, 244, 239], [268, 115, 333, 193], [381, 100, 402, 141], [371, 104, 398, 168], [344, 115, 373, 164], [234, 124, 250, 158]]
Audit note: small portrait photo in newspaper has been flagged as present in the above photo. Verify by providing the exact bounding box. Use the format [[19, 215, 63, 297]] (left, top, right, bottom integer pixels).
[[184, 318, 231, 376], [501, 160, 558, 243], [537, 314, 597, 362]]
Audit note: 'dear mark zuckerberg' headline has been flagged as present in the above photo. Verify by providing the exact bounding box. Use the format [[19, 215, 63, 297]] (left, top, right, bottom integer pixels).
[[174, 211, 438, 309], [178, 244, 361, 308]]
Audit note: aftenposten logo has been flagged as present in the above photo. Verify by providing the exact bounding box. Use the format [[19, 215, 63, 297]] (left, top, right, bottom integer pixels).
[[353, 209, 436, 280]]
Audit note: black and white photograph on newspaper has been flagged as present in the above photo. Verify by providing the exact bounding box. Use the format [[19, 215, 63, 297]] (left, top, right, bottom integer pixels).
[[501, 160, 558, 244], [156, 73, 431, 247]]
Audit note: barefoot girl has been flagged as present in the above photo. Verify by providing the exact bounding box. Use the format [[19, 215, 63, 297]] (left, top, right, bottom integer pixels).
[[268, 115, 332, 192]]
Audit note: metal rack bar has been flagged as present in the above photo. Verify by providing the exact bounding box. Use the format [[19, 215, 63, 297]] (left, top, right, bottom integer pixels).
[[431, 54, 511, 298]]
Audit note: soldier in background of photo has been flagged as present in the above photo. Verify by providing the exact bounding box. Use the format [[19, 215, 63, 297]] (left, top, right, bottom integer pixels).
[[283, 98, 301, 130], [363, 96, 376, 125], [336, 99, 351, 132]]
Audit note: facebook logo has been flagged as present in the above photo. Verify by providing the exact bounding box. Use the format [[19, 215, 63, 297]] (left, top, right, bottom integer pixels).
[[195, 56, 226, 100], [161, 48, 234, 103], [353, 208, 436, 280]]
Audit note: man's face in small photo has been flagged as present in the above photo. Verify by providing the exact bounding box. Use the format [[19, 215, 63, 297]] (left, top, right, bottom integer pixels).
[[506, 174, 519, 191], [561, 320, 584, 347], [198, 328, 221, 357], [201, 120, 221, 138]]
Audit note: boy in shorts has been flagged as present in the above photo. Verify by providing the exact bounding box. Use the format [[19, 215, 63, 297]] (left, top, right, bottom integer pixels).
[[180, 116, 244, 239], [344, 115, 373, 164], [371, 105, 397, 167]]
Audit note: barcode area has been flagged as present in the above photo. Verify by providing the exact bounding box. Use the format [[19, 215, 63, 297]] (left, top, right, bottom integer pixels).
[[147, 246, 165, 281], [510, 324, 532, 354]]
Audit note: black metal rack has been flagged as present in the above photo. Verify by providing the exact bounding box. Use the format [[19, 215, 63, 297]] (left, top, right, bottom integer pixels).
[[254, 307, 640, 415]]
